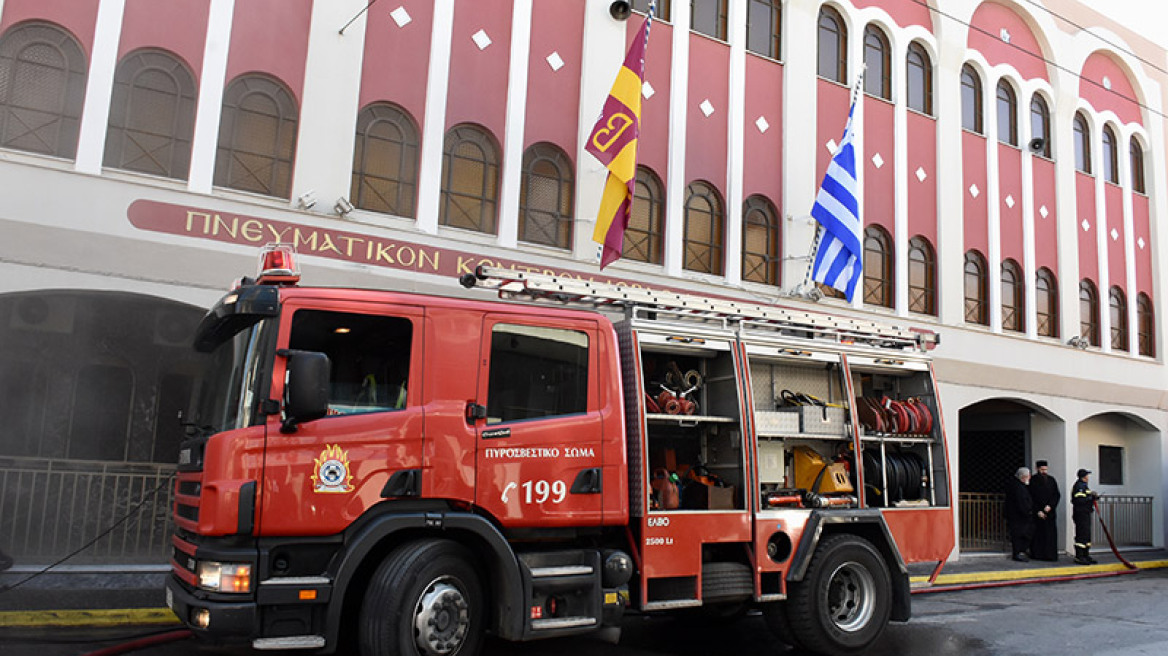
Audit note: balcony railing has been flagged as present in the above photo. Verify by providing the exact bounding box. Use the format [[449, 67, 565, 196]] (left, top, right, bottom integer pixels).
[[0, 456, 174, 565], [958, 492, 1009, 552], [959, 492, 1155, 553], [1093, 495, 1154, 547]]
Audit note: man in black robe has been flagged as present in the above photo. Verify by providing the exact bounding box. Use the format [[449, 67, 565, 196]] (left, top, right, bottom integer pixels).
[[1029, 460, 1061, 561], [1004, 467, 1034, 562]]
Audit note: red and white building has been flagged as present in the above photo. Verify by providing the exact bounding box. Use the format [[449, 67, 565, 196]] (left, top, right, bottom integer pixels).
[[0, 0, 1164, 564]]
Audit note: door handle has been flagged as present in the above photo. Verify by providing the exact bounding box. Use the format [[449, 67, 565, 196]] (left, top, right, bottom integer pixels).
[[570, 467, 603, 494]]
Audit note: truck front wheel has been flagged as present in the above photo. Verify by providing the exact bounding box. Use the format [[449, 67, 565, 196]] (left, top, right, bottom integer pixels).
[[786, 534, 891, 655], [360, 539, 485, 656]]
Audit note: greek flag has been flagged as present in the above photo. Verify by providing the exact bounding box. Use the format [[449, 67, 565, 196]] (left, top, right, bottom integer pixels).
[[810, 98, 862, 301]]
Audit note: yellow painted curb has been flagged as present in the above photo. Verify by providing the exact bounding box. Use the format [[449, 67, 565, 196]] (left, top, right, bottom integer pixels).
[[0, 608, 179, 628], [909, 559, 1168, 586]]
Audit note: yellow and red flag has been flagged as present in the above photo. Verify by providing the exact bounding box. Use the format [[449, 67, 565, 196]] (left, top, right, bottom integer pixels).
[[586, 6, 653, 269]]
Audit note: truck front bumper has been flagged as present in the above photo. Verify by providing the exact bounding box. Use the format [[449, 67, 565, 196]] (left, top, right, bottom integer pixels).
[[165, 573, 257, 641]]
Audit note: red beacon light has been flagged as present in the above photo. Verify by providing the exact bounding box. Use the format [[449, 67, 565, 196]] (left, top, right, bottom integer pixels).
[[257, 243, 301, 285]]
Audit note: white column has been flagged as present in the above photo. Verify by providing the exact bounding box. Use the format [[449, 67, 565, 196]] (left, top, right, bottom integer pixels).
[[572, 0, 624, 262], [188, 0, 235, 194], [986, 75, 1001, 332], [1120, 130, 1138, 354], [893, 44, 909, 317], [1021, 92, 1037, 339], [74, 0, 126, 174], [415, 0, 456, 235], [848, 26, 863, 311], [724, 0, 747, 285], [290, 0, 367, 212], [933, 38, 967, 326], [1094, 118, 1111, 352], [496, 0, 532, 248], [781, 1, 819, 291], [663, 0, 691, 276], [1052, 78, 1081, 343]]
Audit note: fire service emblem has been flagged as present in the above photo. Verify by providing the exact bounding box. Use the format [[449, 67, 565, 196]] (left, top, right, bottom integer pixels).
[[312, 444, 354, 493]]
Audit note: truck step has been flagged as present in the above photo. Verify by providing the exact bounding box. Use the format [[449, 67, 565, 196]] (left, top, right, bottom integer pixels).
[[530, 616, 597, 630], [529, 565, 594, 578], [252, 635, 326, 650], [642, 599, 703, 611]]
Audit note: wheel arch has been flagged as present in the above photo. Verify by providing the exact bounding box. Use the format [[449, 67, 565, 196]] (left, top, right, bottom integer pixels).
[[787, 510, 911, 622], [322, 501, 526, 651]]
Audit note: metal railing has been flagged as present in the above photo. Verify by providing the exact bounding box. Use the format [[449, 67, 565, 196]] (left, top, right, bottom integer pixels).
[[0, 456, 175, 565], [958, 492, 1009, 552], [1093, 495, 1154, 547]]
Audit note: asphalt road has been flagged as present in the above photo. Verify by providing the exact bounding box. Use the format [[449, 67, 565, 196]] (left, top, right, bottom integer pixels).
[[4, 569, 1167, 656]]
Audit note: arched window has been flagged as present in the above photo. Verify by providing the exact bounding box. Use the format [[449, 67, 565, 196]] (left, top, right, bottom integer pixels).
[[863, 25, 890, 100], [817, 6, 846, 83], [1130, 137, 1146, 194], [624, 166, 664, 265], [908, 236, 936, 315], [1110, 286, 1128, 350], [1036, 268, 1059, 338], [214, 74, 298, 198], [691, 0, 728, 40], [683, 181, 724, 274], [964, 250, 988, 325], [105, 49, 197, 179], [961, 65, 982, 134], [1137, 292, 1154, 357], [742, 195, 780, 285], [351, 102, 419, 217], [746, 0, 781, 59], [1079, 279, 1100, 346], [996, 80, 1017, 146], [1102, 125, 1119, 184], [863, 225, 893, 308], [519, 142, 574, 249], [906, 42, 932, 115], [631, 0, 670, 21], [0, 21, 87, 158], [439, 124, 500, 234], [1030, 95, 1051, 158], [1001, 259, 1024, 332], [1073, 112, 1091, 173]]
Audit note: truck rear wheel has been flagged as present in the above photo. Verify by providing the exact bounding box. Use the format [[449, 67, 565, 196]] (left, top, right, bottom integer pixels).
[[786, 534, 891, 655], [360, 539, 485, 656]]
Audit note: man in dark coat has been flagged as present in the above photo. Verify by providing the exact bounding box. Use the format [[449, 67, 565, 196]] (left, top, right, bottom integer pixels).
[[1004, 467, 1034, 562], [1029, 460, 1061, 561], [1071, 468, 1099, 565]]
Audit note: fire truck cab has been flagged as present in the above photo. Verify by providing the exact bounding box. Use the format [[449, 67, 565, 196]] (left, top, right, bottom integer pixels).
[[165, 246, 954, 656]]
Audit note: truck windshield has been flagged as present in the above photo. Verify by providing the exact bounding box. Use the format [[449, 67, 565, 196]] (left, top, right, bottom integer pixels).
[[190, 321, 270, 435]]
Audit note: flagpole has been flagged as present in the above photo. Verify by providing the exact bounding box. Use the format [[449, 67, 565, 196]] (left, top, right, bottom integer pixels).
[[795, 66, 866, 299]]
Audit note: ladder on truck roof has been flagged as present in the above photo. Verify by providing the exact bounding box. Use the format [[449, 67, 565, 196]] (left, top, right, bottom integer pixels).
[[459, 266, 938, 352]]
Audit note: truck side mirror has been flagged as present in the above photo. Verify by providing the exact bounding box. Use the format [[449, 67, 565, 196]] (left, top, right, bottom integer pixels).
[[281, 350, 330, 433]]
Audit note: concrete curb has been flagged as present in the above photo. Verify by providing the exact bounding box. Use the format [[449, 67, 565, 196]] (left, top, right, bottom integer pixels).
[[2, 560, 1165, 628]]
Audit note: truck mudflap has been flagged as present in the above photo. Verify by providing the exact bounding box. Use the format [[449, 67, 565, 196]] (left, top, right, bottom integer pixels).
[[787, 509, 911, 622]]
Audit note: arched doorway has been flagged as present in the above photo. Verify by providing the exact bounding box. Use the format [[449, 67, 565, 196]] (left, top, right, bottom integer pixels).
[[1077, 412, 1160, 549], [0, 290, 208, 565]]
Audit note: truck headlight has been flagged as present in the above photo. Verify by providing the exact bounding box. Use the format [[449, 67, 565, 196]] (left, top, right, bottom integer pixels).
[[197, 561, 252, 593]]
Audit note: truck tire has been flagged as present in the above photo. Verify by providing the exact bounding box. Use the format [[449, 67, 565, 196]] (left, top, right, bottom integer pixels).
[[785, 534, 891, 655], [360, 539, 485, 656]]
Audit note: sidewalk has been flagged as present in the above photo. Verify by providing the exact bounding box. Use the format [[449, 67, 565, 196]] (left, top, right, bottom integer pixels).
[[1, 548, 1166, 628]]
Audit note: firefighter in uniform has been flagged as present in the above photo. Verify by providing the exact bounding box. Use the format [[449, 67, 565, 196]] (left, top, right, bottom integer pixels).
[[1071, 468, 1098, 565]]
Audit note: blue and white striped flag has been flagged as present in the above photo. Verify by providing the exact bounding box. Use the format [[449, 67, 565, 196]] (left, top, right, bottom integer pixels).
[[810, 96, 862, 302]]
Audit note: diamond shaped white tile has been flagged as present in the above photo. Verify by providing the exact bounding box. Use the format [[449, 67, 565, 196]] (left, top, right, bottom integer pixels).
[[1138, 237, 1146, 250], [1000, 28, 1011, 43], [1111, 228, 1120, 241], [546, 51, 564, 71], [1005, 195, 1015, 208], [390, 6, 412, 27], [1103, 76, 1112, 90], [1039, 205, 1049, 218], [1082, 219, 1091, 232], [915, 167, 927, 182], [755, 116, 770, 133], [472, 29, 492, 50], [642, 81, 655, 99], [699, 99, 715, 117], [826, 139, 838, 154], [872, 153, 884, 169], [969, 183, 980, 198]]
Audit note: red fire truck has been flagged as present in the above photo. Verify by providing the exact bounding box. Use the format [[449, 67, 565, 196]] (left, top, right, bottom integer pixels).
[[166, 244, 954, 655]]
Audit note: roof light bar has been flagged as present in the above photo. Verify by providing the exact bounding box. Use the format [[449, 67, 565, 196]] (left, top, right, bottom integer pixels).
[[257, 243, 300, 285]]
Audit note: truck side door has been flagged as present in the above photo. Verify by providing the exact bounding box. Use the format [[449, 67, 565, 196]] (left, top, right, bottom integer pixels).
[[473, 314, 605, 527]]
